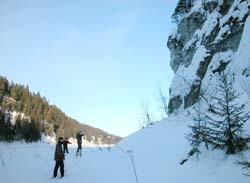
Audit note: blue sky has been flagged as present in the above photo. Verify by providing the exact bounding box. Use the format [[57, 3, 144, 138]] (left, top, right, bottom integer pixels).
[[0, 0, 177, 137]]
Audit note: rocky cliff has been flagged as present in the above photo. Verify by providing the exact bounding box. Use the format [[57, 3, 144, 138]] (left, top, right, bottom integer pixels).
[[167, 0, 250, 113]]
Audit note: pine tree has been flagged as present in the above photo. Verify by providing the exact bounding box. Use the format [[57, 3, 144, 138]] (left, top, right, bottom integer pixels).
[[0, 112, 5, 140], [3, 114, 15, 141], [0, 77, 9, 103], [187, 102, 210, 149], [14, 114, 22, 140], [188, 72, 250, 154]]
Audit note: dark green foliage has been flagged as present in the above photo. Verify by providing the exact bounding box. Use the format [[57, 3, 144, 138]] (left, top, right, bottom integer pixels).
[[0, 77, 9, 103], [14, 115, 22, 139], [188, 72, 250, 154], [0, 75, 121, 143], [19, 119, 41, 142], [0, 113, 15, 141]]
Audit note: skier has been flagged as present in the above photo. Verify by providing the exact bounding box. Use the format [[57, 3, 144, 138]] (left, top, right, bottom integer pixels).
[[76, 131, 84, 157], [53, 137, 65, 178], [63, 137, 71, 154]]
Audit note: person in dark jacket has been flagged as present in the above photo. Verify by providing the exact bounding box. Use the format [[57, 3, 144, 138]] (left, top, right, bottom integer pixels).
[[53, 137, 65, 178], [63, 137, 71, 154], [76, 131, 84, 157]]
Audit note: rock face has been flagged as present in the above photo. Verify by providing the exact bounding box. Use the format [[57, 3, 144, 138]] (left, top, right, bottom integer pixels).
[[167, 0, 250, 114]]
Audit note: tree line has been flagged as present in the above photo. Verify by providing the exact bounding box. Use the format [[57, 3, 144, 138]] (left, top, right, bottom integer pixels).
[[0, 76, 121, 143]]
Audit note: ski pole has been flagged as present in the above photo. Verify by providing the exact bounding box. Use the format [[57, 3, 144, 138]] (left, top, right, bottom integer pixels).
[[127, 150, 138, 183]]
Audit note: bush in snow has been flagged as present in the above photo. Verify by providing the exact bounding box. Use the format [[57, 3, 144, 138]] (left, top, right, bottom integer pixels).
[[139, 100, 154, 128]]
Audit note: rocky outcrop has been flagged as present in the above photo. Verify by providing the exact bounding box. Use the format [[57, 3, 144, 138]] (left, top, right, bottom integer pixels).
[[167, 0, 250, 114]]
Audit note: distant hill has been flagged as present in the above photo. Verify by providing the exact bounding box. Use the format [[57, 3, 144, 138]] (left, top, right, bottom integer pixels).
[[0, 76, 121, 144]]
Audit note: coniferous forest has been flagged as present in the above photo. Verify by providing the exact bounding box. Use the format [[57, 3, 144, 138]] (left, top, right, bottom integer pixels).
[[0, 76, 121, 143]]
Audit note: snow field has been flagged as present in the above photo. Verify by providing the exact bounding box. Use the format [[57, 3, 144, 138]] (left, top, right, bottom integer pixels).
[[0, 113, 249, 183]]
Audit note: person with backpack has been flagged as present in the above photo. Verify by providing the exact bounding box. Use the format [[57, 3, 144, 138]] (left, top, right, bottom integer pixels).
[[76, 131, 84, 157], [53, 137, 65, 178], [63, 137, 71, 154]]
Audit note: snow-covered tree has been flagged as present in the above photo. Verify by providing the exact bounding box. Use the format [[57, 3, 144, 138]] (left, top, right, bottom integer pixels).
[[187, 102, 209, 150], [188, 72, 250, 154]]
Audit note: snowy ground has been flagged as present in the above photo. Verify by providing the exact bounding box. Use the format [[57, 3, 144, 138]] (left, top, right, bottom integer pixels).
[[0, 113, 249, 183]]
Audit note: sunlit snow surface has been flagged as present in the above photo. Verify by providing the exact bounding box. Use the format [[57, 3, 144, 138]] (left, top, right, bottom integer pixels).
[[0, 113, 249, 183]]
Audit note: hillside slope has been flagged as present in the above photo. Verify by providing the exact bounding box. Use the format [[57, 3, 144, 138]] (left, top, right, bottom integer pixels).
[[0, 76, 121, 144], [118, 113, 249, 183]]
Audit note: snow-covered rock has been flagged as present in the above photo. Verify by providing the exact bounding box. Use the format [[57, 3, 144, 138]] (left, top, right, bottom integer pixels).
[[168, 0, 250, 113]]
